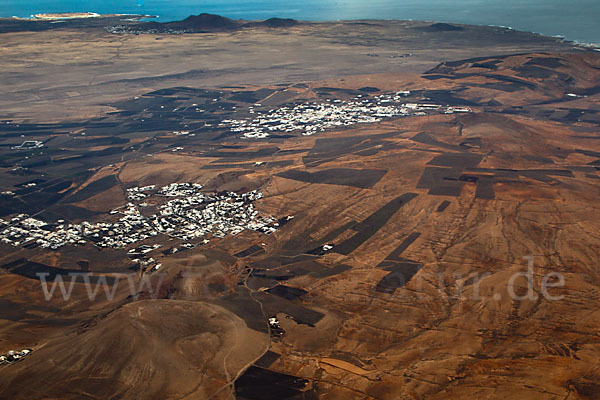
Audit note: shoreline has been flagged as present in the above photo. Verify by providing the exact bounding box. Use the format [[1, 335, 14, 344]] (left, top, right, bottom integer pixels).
[[0, 12, 598, 47], [0, 12, 597, 49]]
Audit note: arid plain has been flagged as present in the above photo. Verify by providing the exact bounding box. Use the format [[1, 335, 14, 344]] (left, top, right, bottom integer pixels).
[[0, 14, 599, 400]]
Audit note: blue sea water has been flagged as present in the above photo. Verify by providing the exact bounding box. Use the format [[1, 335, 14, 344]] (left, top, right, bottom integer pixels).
[[0, 0, 598, 44]]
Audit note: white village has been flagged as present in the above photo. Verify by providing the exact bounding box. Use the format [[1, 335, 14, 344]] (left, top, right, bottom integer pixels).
[[0, 183, 278, 251], [223, 91, 471, 138]]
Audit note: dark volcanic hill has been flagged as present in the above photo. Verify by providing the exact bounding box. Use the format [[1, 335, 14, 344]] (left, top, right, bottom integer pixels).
[[109, 13, 300, 34], [166, 13, 241, 31], [243, 17, 299, 28], [423, 22, 465, 32]]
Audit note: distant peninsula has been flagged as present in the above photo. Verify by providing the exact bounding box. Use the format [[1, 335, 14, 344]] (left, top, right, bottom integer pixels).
[[33, 12, 101, 19]]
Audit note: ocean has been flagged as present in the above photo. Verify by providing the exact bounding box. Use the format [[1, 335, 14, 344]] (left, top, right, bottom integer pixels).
[[0, 0, 598, 45]]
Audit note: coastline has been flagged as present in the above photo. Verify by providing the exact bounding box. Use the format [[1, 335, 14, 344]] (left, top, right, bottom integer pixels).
[[0, 11, 598, 47]]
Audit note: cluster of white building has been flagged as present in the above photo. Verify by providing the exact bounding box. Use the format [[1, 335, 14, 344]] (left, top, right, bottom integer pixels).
[[126, 184, 156, 201], [222, 91, 471, 138], [11, 140, 43, 150], [269, 316, 284, 337], [0, 349, 31, 365], [0, 183, 279, 250]]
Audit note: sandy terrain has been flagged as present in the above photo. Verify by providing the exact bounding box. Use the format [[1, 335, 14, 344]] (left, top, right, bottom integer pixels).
[[0, 18, 581, 121]]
